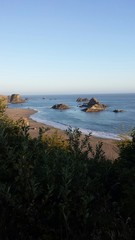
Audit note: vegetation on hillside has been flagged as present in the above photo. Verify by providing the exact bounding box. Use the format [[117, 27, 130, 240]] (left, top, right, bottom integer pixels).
[[0, 100, 135, 240]]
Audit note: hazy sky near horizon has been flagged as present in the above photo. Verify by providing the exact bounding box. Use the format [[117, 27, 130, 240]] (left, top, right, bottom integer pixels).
[[0, 0, 135, 94]]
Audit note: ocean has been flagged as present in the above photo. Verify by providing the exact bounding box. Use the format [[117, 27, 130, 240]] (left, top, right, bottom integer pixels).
[[9, 93, 135, 140]]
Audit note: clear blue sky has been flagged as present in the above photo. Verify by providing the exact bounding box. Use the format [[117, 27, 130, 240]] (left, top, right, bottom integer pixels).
[[0, 0, 135, 94]]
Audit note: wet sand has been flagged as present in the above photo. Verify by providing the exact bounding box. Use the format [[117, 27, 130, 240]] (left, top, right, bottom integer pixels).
[[5, 108, 119, 160]]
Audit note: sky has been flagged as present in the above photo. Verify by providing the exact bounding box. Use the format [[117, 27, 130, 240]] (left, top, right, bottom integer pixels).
[[0, 0, 135, 94]]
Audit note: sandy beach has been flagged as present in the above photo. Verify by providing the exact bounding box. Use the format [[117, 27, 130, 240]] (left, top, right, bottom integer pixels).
[[5, 108, 119, 160]]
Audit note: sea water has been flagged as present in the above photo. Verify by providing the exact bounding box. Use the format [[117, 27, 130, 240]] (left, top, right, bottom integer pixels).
[[9, 93, 135, 140]]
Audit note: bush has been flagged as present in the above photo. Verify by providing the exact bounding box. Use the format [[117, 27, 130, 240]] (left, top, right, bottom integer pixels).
[[0, 111, 135, 239], [42, 129, 69, 150], [0, 96, 7, 115]]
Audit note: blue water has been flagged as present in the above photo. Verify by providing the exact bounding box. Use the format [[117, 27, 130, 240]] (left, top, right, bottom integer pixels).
[[9, 94, 135, 139]]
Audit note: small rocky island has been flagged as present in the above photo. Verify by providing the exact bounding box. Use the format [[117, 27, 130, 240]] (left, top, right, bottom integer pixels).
[[76, 97, 89, 102], [52, 104, 70, 110], [10, 94, 26, 104], [82, 97, 107, 112]]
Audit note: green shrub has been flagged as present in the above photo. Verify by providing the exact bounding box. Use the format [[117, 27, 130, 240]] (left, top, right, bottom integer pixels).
[[0, 96, 7, 115], [42, 129, 69, 150], [0, 112, 135, 239]]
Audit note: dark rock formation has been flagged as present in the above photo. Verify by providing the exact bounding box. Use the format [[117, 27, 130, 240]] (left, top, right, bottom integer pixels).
[[76, 97, 89, 102], [113, 109, 124, 113], [10, 94, 25, 104], [83, 97, 107, 112], [79, 103, 88, 108], [52, 104, 70, 110]]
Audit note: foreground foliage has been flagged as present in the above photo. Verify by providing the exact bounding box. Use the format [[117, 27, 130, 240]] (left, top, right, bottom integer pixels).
[[0, 111, 135, 239]]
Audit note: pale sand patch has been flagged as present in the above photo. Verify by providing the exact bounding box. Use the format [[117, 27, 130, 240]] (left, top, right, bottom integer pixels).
[[5, 108, 119, 160]]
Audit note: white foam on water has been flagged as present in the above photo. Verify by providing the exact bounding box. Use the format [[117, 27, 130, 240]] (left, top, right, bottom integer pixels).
[[31, 114, 121, 140], [79, 128, 121, 140]]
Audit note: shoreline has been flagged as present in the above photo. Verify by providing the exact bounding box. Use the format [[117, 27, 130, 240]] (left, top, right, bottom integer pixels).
[[31, 115, 121, 141], [5, 108, 119, 160]]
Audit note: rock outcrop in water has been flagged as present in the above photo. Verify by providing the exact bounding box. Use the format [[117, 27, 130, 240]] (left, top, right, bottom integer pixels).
[[76, 97, 89, 102], [83, 98, 107, 112], [52, 104, 70, 110], [10, 94, 25, 104], [113, 109, 124, 113]]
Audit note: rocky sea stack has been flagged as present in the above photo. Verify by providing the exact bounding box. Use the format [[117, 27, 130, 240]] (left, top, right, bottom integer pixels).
[[76, 97, 89, 102], [83, 97, 107, 112], [10, 94, 25, 104], [52, 104, 70, 110]]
